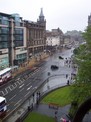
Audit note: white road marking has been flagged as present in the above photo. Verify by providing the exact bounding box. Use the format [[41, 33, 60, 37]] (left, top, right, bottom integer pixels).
[[0, 91, 5, 96], [17, 80, 22, 85], [9, 85, 15, 91], [27, 86, 32, 90], [13, 82, 17, 88], [32, 86, 37, 89], [24, 91, 30, 98], [7, 109, 10, 113], [9, 94, 16, 101], [19, 84, 24, 88], [4, 88, 8, 95], [21, 79, 25, 82], [26, 82, 31, 87], [14, 99, 22, 106], [30, 68, 40, 76], [19, 88, 24, 92]]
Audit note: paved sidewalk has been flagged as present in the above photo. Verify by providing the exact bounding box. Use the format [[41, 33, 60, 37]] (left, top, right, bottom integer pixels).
[[33, 103, 91, 122], [33, 103, 71, 122], [12, 53, 49, 77]]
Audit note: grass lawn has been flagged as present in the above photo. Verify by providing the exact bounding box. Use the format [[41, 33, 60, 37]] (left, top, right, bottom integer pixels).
[[41, 86, 72, 106], [23, 112, 55, 122]]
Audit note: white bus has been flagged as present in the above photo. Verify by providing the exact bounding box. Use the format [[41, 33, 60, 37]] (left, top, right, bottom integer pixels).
[[0, 68, 12, 85], [0, 96, 7, 117]]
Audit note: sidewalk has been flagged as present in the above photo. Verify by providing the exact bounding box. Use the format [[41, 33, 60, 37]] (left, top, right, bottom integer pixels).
[[12, 53, 49, 77], [33, 103, 71, 122]]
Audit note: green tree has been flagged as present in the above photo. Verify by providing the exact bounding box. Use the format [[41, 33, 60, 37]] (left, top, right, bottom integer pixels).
[[69, 26, 91, 118]]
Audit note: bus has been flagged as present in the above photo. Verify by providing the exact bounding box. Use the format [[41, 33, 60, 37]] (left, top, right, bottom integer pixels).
[[0, 68, 12, 85], [0, 96, 7, 118]]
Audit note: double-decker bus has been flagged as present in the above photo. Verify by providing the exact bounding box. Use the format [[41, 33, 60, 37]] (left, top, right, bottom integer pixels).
[[0, 96, 7, 118], [0, 68, 12, 85]]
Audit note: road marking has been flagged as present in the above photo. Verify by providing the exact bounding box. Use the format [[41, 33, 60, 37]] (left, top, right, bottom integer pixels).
[[19, 79, 24, 83], [19, 88, 24, 92], [26, 82, 31, 87], [19, 84, 24, 88], [9, 94, 16, 101], [32, 86, 37, 89], [4, 88, 9, 95], [27, 86, 32, 90], [17, 80, 22, 85], [0, 91, 5, 96], [16, 78, 20, 81], [7, 109, 10, 113], [21, 79, 25, 82], [30, 68, 40, 76], [9, 85, 15, 91], [24, 91, 30, 98], [13, 82, 17, 88], [14, 99, 22, 106]]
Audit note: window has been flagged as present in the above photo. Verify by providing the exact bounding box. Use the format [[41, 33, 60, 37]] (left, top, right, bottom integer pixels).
[[15, 22, 20, 26], [0, 27, 9, 34], [0, 42, 8, 49], [15, 35, 23, 41], [0, 109, 4, 112], [15, 41, 23, 47], [0, 35, 8, 41], [15, 28, 23, 34], [0, 100, 5, 106]]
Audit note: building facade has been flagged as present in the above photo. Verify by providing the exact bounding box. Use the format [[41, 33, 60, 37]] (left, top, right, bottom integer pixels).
[[46, 28, 64, 51], [25, 8, 46, 59], [0, 8, 46, 70], [0, 13, 27, 70]]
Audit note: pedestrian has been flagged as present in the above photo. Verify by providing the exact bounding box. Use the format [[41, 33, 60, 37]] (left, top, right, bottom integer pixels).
[[67, 80, 69, 85], [60, 117, 66, 122], [55, 110, 58, 115], [38, 91, 41, 100], [55, 111, 58, 121], [66, 74, 68, 79]]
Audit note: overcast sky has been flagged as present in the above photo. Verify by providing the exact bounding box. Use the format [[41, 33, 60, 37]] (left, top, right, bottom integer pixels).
[[0, 0, 91, 33]]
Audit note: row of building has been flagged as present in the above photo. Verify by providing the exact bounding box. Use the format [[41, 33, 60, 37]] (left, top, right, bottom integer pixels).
[[0, 8, 47, 70], [0, 8, 81, 70]]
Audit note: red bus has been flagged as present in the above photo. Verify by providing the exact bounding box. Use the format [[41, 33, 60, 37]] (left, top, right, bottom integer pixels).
[[0, 68, 12, 85]]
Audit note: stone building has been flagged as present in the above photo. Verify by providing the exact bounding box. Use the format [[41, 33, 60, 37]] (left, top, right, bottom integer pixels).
[[25, 8, 46, 59], [46, 28, 64, 51]]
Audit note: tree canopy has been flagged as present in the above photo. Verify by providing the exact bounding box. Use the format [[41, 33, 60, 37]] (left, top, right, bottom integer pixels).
[[69, 26, 91, 118]]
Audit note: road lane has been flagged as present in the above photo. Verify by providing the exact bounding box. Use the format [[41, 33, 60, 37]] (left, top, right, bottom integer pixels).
[[2, 48, 74, 119]]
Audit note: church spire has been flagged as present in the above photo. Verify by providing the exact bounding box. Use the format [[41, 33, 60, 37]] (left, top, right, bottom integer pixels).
[[37, 8, 46, 28], [40, 8, 44, 17], [39, 8, 44, 22]]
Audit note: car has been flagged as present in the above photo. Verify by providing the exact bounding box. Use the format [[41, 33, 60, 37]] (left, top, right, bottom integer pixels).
[[59, 56, 64, 59], [51, 65, 59, 70]]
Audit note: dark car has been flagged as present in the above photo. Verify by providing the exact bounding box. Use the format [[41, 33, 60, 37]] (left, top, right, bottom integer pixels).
[[51, 65, 59, 70], [59, 56, 64, 59]]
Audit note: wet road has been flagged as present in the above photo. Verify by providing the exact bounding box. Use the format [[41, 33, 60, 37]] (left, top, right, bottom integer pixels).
[[1, 48, 74, 121]]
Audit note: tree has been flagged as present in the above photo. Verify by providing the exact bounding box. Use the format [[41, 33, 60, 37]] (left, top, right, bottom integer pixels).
[[69, 26, 91, 118]]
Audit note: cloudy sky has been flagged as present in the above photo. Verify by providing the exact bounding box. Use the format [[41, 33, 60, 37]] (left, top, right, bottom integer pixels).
[[0, 0, 91, 33]]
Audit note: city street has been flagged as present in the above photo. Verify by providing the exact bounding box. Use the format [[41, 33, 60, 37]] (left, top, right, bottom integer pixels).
[[1, 48, 74, 121]]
